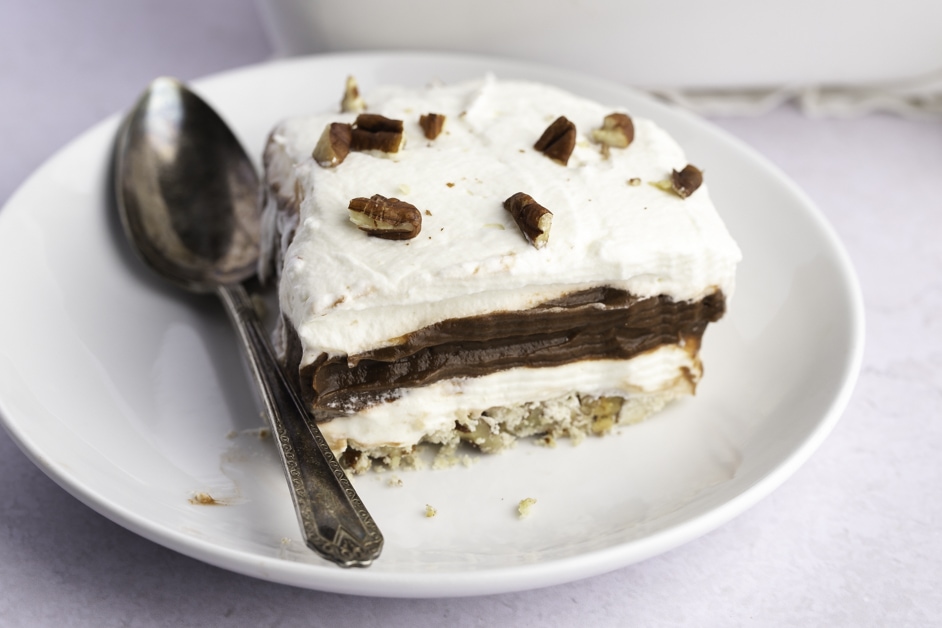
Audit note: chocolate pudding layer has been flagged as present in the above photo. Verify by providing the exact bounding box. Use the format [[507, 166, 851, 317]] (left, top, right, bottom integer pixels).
[[292, 288, 725, 420]]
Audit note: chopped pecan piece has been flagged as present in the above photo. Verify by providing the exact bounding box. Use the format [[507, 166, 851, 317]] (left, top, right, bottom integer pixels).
[[419, 112, 446, 139], [340, 75, 367, 113], [650, 164, 704, 199], [348, 194, 422, 240], [503, 192, 553, 249], [591, 113, 634, 149], [534, 116, 576, 165], [351, 114, 405, 153], [671, 164, 703, 198], [312, 122, 352, 167]]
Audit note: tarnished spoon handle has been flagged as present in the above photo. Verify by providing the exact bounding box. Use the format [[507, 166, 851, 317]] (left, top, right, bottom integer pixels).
[[216, 284, 383, 567]]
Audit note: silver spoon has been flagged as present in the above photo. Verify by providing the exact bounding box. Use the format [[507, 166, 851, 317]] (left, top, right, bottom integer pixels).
[[112, 76, 383, 567]]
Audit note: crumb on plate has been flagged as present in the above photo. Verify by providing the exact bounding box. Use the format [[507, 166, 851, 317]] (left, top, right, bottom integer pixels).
[[517, 497, 537, 518]]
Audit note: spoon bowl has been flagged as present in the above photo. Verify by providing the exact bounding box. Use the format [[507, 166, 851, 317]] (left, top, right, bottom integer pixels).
[[116, 77, 259, 291], [113, 77, 383, 567]]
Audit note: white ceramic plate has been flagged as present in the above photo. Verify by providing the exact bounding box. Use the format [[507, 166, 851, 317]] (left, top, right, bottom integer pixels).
[[0, 52, 864, 597]]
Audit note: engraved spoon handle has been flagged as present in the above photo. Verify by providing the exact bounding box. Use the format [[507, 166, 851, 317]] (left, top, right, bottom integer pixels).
[[216, 283, 383, 567]]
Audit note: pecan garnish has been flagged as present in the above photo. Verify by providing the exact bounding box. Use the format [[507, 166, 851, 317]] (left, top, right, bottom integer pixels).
[[591, 113, 634, 149], [340, 75, 367, 113], [312, 122, 352, 167], [651, 164, 704, 199], [503, 192, 553, 249], [534, 116, 576, 165], [351, 114, 405, 153], [419, 113, 446, 140], [348, 194, 422, 240], [671, 164, 703, 198]]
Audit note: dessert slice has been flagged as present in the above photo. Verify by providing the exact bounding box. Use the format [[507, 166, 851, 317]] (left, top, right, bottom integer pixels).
[[259, 76, 741, 471]]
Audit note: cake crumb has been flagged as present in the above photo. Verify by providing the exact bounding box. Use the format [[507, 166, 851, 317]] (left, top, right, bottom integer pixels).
[[387, 475, 404, 487], [189, 492, 219, 506], [517, 497, 537, 518], [425, 504, 438, 518]]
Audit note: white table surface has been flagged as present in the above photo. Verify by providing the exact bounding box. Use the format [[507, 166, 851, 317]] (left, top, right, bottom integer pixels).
[[1, 2, 939, 626]]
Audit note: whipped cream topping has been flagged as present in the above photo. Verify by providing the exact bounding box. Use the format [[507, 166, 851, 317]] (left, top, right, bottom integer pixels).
[[264, 76, 742, 363]]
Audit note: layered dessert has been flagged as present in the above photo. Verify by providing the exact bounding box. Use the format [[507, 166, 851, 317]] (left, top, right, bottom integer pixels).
[[259, 75, 741, 471]]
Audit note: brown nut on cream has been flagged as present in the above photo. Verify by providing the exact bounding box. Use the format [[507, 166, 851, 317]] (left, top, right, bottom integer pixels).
[[351, 114, 405, 153], [650, 164, 704, 199], [340, 75, 367, 113], [671, 164, 703, 198], [591, 113, 634, 149], [419, 113, 446, 140], [504, 192, 553, 249], [348, 194, 422, 240], [312, 122, 352, 167], [534, 116, 576, 165]]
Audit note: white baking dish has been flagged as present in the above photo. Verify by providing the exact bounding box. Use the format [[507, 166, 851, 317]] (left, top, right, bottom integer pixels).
[[257, 0, 942, 89]]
